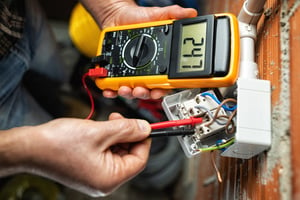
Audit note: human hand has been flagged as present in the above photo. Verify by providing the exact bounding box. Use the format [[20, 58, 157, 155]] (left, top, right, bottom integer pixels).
[[80, 0, 198, 99], [8, 113, 151, 196], [80, 0, 198, 29], [99, 4, 198, 28]]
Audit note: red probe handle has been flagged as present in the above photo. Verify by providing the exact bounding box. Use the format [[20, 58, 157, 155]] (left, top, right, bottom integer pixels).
[[150, 117, 203, 130]]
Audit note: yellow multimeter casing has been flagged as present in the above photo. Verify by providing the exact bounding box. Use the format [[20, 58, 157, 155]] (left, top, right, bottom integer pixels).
[[94, 13, 239, 90]]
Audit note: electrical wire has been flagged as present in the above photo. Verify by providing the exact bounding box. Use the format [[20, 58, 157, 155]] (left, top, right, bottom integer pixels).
[[216, 99, 237, 134], [225, 109, 237, 134], [204, 98, 237, 129], [82, 72, 95, 119], [211, 151, 222, 183], [194, 105, 228, 126], [197, 139, 234, 152], [200, 92, 237, 111]]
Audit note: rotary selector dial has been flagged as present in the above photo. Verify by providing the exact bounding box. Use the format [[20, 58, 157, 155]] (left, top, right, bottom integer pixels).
[[122, 34, 157, 69], [101, 24, 172, 77]]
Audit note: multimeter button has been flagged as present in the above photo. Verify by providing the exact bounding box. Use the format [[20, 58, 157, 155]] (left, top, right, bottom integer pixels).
[[105, 44, 111, 51], [164, 25, 169, 34], [105, 40, 113, 51], [158, 65, 167, 74], [112, 66, 121, 75]]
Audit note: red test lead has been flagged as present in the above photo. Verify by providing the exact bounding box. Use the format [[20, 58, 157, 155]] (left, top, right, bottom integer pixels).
[[82, 67, 108, 120], [150, 117, 203, 130]]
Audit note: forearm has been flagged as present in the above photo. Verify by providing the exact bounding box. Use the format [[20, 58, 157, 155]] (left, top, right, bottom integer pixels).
[[0, 127, 32, 176]]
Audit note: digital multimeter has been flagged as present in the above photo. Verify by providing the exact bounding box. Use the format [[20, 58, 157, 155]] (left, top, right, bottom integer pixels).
[[94, 13, 239, 90]]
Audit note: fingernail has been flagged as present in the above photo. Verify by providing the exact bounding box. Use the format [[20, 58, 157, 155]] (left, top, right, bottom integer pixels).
[[137, 120, 150, 133]]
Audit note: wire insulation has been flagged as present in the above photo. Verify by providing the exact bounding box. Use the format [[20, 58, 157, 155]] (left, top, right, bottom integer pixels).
[[194, 105, 228, 126], [82, 72, 95, 119], [198, 139, 234, 152], [204, 98, 237, 129], [211, 151, 222, 183], [201, 92, 237, 111]]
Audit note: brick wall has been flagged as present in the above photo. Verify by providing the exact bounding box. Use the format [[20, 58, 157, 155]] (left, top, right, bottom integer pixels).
[[195, 0, 300, 199]]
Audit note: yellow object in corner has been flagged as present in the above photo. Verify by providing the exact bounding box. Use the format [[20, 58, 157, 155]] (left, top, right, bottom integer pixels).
[[69, 3, 101, 58]]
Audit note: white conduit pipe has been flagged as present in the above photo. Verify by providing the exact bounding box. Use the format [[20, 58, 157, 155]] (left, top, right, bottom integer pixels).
[[238, 0, 266, 79]]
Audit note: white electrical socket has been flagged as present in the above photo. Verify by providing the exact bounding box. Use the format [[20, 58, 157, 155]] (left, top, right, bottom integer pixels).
[[221, 78, 271, 159], [162, 89, 234, 158]]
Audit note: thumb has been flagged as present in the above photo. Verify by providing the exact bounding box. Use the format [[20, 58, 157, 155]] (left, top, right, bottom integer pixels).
[[108, 112, 124, 120], [100, 118, 151, 147], [148, 5, 198, 21]]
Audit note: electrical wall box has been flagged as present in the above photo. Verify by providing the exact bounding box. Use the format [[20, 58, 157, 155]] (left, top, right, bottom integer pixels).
[[162, 89, 235, 158], [221, 78, 271, 159]]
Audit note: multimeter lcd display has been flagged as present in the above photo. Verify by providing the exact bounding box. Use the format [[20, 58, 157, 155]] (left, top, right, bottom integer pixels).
[[179, 22, 207, 73], [169, 16, 214, 79]]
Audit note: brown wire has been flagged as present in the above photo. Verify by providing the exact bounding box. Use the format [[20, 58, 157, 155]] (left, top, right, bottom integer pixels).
[[210, 151, 222, 183], [225, 109, 237, 134], [205, 98, 237, 127]]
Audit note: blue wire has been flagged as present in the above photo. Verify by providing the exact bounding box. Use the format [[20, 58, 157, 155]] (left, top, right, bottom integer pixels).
[[200, 92, 237, 111]]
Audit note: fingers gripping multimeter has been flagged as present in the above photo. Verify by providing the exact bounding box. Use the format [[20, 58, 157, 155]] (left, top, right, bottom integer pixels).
[[94, 13, 239, 90]]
